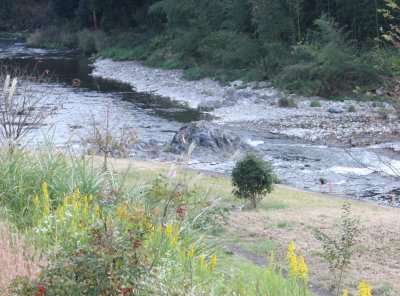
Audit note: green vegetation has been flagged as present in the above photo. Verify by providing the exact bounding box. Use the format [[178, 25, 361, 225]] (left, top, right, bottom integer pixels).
[[279, 96, 298, 108], [314, 203, 361, 296], [348, 104, 356, 112], [0, 146, 313, 295], [231, 153, 275, 209], [2, 0, 399, 98], [310, 100, 322, 107]]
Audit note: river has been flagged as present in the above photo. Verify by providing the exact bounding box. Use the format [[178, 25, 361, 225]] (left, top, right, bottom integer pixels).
[[1, 39, 399, 206]]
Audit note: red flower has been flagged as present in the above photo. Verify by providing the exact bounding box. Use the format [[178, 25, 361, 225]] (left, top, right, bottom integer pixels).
[[176, 207, 185, 218], [36, 285, 46, 296], [118, 287, 134, 295], [133, 239, 141, 249]]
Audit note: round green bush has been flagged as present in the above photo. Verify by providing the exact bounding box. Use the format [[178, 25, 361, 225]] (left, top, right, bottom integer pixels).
[[231, 153, 274, 209]]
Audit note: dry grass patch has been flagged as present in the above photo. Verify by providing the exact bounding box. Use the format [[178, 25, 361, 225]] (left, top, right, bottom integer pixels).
[[0, 221, 44, 293], [222, 186, 400, 295]]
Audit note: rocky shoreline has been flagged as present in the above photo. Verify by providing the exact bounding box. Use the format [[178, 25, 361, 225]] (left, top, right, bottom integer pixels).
[[92, 58, 400, 148]]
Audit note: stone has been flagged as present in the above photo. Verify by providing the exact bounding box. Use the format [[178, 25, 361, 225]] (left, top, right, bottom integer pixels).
[[327, 107, 343, 114], [197, 100, 223, 112], [170, 120, 247, 153]]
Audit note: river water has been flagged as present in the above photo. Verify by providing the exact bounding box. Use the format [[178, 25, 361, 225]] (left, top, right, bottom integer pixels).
[[1, 39, 400, 206]]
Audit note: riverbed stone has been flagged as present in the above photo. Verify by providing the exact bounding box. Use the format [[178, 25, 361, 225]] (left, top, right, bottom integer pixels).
[[197, 100, 223, 112], [170, 120, 247, 153]]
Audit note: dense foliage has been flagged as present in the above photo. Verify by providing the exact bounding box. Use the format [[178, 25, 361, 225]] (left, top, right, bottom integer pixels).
[[2, 0, 399, 96], [232, 153, 274, 209]]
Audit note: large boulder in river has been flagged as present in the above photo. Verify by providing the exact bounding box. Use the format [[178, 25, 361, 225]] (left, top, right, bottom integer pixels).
[[170, 120, 247, 153]]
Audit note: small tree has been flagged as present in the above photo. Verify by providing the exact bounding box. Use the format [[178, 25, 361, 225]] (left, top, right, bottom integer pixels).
[[231, 153, 274, 209]]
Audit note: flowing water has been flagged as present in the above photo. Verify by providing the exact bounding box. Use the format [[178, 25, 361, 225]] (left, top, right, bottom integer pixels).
[[1, 39, 400, 206]]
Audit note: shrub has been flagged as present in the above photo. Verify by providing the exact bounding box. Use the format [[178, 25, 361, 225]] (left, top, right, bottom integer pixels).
[[310, 100, 322, 107], [348, 104, 356, 112], [27, 26, 78, 49], [314, 203, 360, 296], [231, 153, 274, 209], [279, 96, 297, 108]]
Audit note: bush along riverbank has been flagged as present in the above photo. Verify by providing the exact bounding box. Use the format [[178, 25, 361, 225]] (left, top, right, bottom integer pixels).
[[19, 0, 400, 101]]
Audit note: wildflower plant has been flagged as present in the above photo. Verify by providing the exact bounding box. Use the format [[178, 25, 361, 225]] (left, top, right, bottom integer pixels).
[[314, 203, 361, 296], [286, 241, 309, 295], [357, 280, 372, 296]]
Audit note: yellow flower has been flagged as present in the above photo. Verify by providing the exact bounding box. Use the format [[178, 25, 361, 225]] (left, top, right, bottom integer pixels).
[[287, 241, 298, 276], [42, 186, 50, 216], [148, 223, 155, 233], [33, 195, 40, 208], [165, 224, 173, 236], [210, 254, 217, 271], [188, 244, 196, 258], [357, 280, 371, 296], [297, 255, 309, 282], [57, 206, 64, 220], [343, 289, 348, 296], [199, 252, 205, 266], [42, 182, 49, 199], [88, 193, 93, 202], [95, 204, 101, 217], [288, 241, 295, 256], [171, 226, 179, 245], [116, 203, 128, 219]]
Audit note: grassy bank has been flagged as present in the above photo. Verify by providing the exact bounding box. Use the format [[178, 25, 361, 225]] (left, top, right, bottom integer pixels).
[[0, 149, 315, 295], [93, 157, 399, 295], [119, 158, 399, 295]]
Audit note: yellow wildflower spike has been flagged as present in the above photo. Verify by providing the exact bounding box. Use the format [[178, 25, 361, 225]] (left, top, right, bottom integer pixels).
[[57, 206, 64, 220], [165, 224, 173, 236], [210, 254, 217, 271], [88, 193, 93, 202], [288, 241, 295, 255], [63, 196, 69, 207], [297, 255, 309, 282], [42, 182, 49, 199], [343, 289, 348, 296], [199, 252, 205, 266], [356, 280, 371, 296], [33, 195, 40, 208], [95, 204, 101, 217], [287, 241, 298, 276], [188, 244, 196, 258]]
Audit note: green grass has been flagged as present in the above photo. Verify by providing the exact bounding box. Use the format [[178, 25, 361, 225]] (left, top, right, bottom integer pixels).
[[310, 100, 321, 107], [276, 220, 295, 229], [234, 238, 277, 257]]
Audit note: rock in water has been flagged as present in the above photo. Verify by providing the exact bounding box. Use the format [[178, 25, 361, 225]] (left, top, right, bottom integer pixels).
[[197, 100, 223, 112], [170, 120, 246, 153]]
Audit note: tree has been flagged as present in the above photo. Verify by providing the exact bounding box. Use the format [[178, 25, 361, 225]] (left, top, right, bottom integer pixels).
[[231, 153, 274, 209]]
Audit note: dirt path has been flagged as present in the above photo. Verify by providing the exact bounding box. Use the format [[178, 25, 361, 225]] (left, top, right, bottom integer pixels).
[[225, 243, 333, 296]]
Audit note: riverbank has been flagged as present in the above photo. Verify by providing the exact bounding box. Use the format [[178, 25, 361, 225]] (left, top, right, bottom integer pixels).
[[92, 58, 400, 147], [111, 156, 400, 295]]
